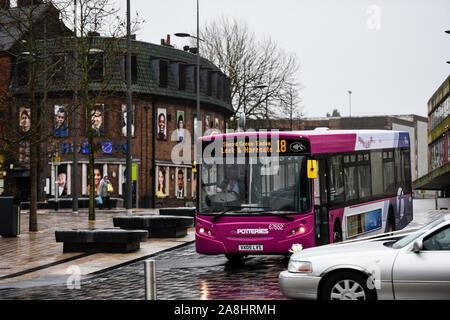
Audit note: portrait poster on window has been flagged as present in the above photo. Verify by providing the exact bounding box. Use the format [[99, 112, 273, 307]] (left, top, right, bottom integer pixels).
[[214, 117, 219, 129], [157, 108, 167, 141], [91, 104, 104, 136], [54, 105, 68, 137], [204, 114, 211, 134], [176, 110, 185, 142], [121, 104, 135, 137], [156, 166, 169, 198], [56, 164, 68, 197], [86, 165, 103, 196], [19, 107, 31, 133], [176, 167, 186, 199], [192, 169, 197, 199]]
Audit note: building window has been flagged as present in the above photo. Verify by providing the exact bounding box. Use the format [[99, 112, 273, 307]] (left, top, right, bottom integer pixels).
[[88, 53, 104, 82], [159, 60, 168, 87], [430, 96, 449, 131], [216, 73, 224, 99], [122, 55, 137, 84], [178, 63, 186, 90], [206, 70, 212, 96], [200, 68, 207, 93], [52, 54, 67, 84], [16, 60, 29, 86], [430, 137, 444, 171], [224, 77, 231, 104]]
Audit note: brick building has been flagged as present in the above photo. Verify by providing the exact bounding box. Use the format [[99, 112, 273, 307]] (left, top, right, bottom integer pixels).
[[0, 0, 71, 197], [1, 3, 233, 207]]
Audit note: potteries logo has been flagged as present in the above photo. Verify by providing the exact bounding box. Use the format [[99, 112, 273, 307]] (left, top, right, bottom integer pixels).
[[236, 228, 269, 235]]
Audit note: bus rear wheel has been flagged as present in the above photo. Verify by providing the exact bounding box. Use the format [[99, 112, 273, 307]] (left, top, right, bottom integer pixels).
[[386, 208, 395, 233]]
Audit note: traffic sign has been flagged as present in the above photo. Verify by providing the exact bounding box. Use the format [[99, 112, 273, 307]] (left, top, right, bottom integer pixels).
[[52, 156, 61, 166]]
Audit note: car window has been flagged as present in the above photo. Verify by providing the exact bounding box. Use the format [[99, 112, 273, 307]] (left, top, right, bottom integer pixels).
[[392, 218, 444, 249], [423, 226, 450, 251]]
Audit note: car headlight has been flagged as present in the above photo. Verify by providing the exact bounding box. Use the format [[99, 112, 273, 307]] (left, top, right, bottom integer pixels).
[[288, 260, 313, 273]]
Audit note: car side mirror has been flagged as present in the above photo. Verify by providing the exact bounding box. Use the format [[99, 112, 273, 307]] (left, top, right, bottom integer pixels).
[[412, 240, 423, 253]]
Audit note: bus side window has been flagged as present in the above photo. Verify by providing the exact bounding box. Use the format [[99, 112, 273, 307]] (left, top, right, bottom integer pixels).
[[314, 174, 321, 207], [314, 160, 328, 207]]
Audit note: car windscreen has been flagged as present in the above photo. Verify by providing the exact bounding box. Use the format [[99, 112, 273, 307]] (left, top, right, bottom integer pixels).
[[392, 218, 444, 249]]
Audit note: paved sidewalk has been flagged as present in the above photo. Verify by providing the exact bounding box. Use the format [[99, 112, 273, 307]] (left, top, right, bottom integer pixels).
[[0, 208, 194, 289]]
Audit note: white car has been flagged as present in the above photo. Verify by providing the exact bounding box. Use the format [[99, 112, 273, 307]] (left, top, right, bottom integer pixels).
[[279, 215, 450, 300]]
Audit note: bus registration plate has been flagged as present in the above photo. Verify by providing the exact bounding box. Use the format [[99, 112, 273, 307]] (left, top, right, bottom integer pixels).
[[238, 244, 263, 251]]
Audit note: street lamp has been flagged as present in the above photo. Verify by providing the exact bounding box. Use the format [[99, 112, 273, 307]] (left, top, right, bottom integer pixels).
[[348, 90, 352, 117], [241, 60, 268, 130], [446, 30, 450, 64], [126, 0, 133, 215], [174, 0, 202, 163]]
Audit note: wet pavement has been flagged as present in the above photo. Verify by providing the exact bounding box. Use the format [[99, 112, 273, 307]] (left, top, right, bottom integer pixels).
[[0, 200, 448, 300], [0, 243, 288, 300]]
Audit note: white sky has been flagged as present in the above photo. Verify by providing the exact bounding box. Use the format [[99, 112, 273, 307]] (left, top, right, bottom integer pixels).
[[118, 0, 450, 118]]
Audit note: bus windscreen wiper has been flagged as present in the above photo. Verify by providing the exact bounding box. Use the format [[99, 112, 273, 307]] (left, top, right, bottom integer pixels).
[[250, 210, 294, 221], [211, 205, 241, 222]]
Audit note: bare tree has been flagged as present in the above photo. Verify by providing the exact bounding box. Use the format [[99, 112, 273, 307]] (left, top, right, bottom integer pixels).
[[56, 0, 143, 220], [199, 16, 301, 129], [278, 83, 304, 130], [0, 1, 71, 231], [0, 0, 143, 227]]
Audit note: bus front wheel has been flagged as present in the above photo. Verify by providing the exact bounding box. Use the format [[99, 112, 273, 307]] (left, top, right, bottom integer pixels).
[[225, 253, 245, 264]]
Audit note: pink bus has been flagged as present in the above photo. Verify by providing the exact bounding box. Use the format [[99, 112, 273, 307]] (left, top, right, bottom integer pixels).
[[195, 130, 413, 262]]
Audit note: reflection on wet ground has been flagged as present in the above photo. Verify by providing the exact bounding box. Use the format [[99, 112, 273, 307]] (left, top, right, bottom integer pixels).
[[0, 243, 289, 300]]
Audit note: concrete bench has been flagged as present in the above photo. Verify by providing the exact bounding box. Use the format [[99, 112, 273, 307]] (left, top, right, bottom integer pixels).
[[113, 215, 194, 238], [159, 207, 197, 219], [55, 228, 148, 253], [21, 197, 124, 210]]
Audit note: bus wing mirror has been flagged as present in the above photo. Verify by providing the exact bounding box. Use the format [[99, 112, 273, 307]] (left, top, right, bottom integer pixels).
[[307, 160, 317, 179]]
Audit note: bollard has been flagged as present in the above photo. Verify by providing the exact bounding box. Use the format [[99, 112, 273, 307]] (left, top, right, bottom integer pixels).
[[144, 260, 157, 300]]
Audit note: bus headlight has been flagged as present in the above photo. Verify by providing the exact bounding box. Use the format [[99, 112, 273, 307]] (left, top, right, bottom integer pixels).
[[288, 260, 313, 273]]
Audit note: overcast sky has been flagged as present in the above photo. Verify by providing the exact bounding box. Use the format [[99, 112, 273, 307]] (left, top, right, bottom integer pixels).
[[119, 0, 450, 118]]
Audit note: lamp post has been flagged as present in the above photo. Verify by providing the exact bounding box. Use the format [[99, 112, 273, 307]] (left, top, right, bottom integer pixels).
[[348, 90, 352, 117], [72, 0, 79, 214], [126, 0, 133, 215], [446, 30, 450, 64], [242, 62, 267, 130], [175, 0, 203, 162]]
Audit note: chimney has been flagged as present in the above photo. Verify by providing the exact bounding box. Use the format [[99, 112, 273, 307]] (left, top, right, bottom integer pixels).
[[17, 0, 43, 7], [160, 38, 165, 46], [0, 0, 10, 10], [166, 34, 171, 46]]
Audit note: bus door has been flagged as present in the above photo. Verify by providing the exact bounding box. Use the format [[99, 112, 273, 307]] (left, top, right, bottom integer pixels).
[[314, 159, 330, 246]]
